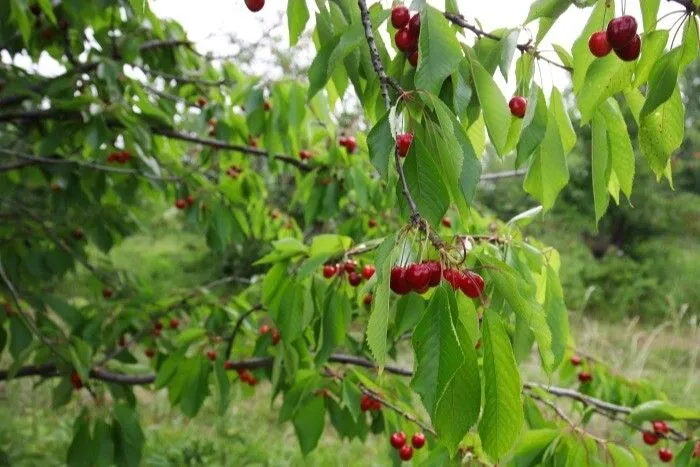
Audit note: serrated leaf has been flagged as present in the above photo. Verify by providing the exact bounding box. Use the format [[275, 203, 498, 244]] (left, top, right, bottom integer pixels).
[[552, 44, 573, 68], [469, 58, 510, 155], [366, 233, 398, 370], [479, 310, 524, 459], [288, 0, 310, 46], [402, 135, 451, 225], [634, 30, 669, 87], [112, 404, 144, 467], [499, 29, 520, 81], [516, 85, 548, 168], [415, 6, 463, 94], [640, 48, 681, 120], [591, 110, 611, 222], [368, 111, 393, 179], [549, 87, 576, 155], [572, 0, 614, 93], [599, 99, 634, 199], [628, 400, 700, 424], [576, 53, 634, 123], [544, 265, 569, 369], [293, 396, 325, 455], [508, 428, 558, 466]]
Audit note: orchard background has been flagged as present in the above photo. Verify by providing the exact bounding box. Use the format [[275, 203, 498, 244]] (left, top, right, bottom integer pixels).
[[0, 0, 699, 465]]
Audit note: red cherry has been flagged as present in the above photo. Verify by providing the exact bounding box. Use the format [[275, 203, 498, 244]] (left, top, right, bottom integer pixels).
[[371, 399, 381, 411], [642, 431, 659, 445], [390, 432, 407, 449], [322, 264, 337, 278], [411, 432, 426, 449], [263, 100, 271, 111], [363, 293, 373, 305], [248, 375, 258, 386], [614, 34, 641, 61], [259, 324, 271, 335], [145, 348, 155, 359], [693, 441, 700, 458], [348, 271, 362, 287], [424, 261, 442, 287], [102, 288, 113, 299], [248, 135, 258, 148], [271, 329, 281, 345], [441, 217, 452, 228], [652, 420, 669, 435], [408, 50, 418, 67], [344, 259, 358, 273], [408, 14, 420, 37], [658, 448, 673, 463], [169, 318, 180, 330], [394, 29, 417, 52], [443, 268, 461, 290], [154, 321, 163, 331], [399, 445, 413, 461], [578, 371, 592, 383], [588, 31, 612, 58], [509, 96, 527, 118], [390, 266, 412, 295], [391, 6, 410, 29], [175, 199, 187, 209], [360, 394, 373, 412], [185, 195, 194, 206], [339, 135, 349, 147], [570, 354, 582, 366], [206, 350, 217, 361], [223, 360, 234, 370], [460, 271, 485, 298], [196, 97, 207, 108], [344, 136, 357, 153], [70, 371, 83, 390], [406, 263, 431, 291], [299, 149, 312, 160], [396, 133, 413, 158], [362, 264, 376, 280], [150, 328, 161, 338], [245, 0, 264, 12], [606, 15, 638, 49], [368, 218, 377, 228]]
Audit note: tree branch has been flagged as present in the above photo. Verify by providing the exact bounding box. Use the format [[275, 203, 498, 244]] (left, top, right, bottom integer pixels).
[[668, 0, 698, 13], [479, 169, 527, 181], [359, 385, 437, 436], [224, 304, 264, 359]]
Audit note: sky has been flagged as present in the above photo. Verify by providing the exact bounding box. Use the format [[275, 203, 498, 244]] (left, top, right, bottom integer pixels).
[[148, 0, 683, 94]]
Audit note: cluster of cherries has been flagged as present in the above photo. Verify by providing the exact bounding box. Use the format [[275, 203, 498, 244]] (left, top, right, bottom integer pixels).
[[588, 15, 641, 61], [396, 133, 414, 158], [338, 135, 358, 154], [570, 354, 593, 383], [322, 260, 376, 288], [641, 421, 674, 462], [259, 324, 281, 345], [391, 6, 421, 67], [106, 150, 132, 164], [390, 431, 426, 461], [360, 394, 382, 412], [175, 195, 195, 210], [390, 261, 485, 298]]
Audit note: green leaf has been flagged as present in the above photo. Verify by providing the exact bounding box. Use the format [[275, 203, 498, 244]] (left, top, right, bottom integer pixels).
[[634, 30, 669, 87], [9, 315, 32, 360], [213, 360, 231, 415], [402, 135, 451, 225], [591, 110, 611, 222], [112, 404, 144, 467], [179, 356, 211, 417], [599, 99, 634, 199], [309, 234, 351, 257], [67, 414, 95, 466], [316, 290, 348, 365], [43, 295, 82, 329], [479, 310, 524, 459], [9, 0, 30, 46], [415, 6, 463, 94], [641, 0, 661, 32], [499, 29, 520, 81], [552, 44, 573, 69], [469, 58, 510, 155], [367, 111, 393, 179], [571, 0, 614, 93], [607, 444, 638, 467], [516, 85, 548, 168], [523, 107, 569, 212], [366, 233, 398, 370], [576, 53, 634, 123], [549, 87, 576, 155], [36, 0, 57, 24], [288, 0, 310, 46], [94, 419, 115, 467], [544, 265, 569, 369], [628, 400, 700, 424], [411, 286, 480, 455], [525, 0, 572, 42], [640, 47, 681, 120], [308, 34, 342, 99], [293, 396, 325, 455], [508, 429, 558, 467], [680, 17, 699, 72]]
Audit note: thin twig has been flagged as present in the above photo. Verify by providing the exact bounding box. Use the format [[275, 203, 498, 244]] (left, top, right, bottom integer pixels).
[[225, 304, 264, 358], [359, 385, 437, 436], [527, 391, 607, 444]]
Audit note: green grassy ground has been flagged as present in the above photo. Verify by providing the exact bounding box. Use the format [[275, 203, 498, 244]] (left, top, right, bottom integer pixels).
[[1, 228, 698, 466]]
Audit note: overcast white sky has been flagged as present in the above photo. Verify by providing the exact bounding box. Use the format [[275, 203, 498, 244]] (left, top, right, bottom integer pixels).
[[149, 0, 682, 94]]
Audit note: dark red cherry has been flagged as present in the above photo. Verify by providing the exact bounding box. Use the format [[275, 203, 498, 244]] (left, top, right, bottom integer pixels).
[[408, 14, 420, 37], [397, 133, 413, 157], [390, 266, 412, 295], [460, 271, 485, 298], [588, 31, 612, 57], [614, 34, 641, 61], [348, 271, 362, 287], [406, 263, 431, 291], [391, 6, 410, 29], [395, 29, 417, 52], [606, 15, 638, 49], [642, 431, 659, 445], [509, 96, 527, 118], [390, 432, 407, 449]]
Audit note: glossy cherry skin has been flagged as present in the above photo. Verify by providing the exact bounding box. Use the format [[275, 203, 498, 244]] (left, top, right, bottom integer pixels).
[[175, 199, 187, 209], [406, 263, 431, 291], [658, 448, 673, 463], [443, 268, 461, 290], [322, 264, 337, 278], [299, 149, 312, 160], [206, 350, 217, 361], [360, 394, 373, 412], [460, 271, 485, 298], [642, 431, 659, 445], [570, 354, 582, 366], [425, 261, 442, 287], [411, 432, 426, 449], [348, 271, 362, 287], [362, 264, 376, 280], [397, 133, 413, 157], [652, 420, 670, 435], [344, 136, 357, 153], [399, 445, 414, 461], [70, 371, 83, 390], [614, 34, 641, 61], [578, 371, 592, 383], [259, 324, 271, 335], [390, 266, 412, 295], [588, 31, 612, 57], [509, 96, 527, 118], [390, 432, 407, 449], [223, 360, 234, 370], [245, 0, 265, 12], [606, 15, 637, 49], [408, 50, 418, 67], [408, 14, 420, 37], [441, 217, 452, 228], [271, 329, 281, 345], [395, 29, 417, 52], [391, 6, 410, 29], [102, 288, 113, 299]]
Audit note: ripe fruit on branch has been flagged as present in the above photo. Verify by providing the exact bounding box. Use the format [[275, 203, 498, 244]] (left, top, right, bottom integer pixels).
[[102, 288, 113, 299], [363, 293, 373, 305], [578, 371, 592, 383], [196, 97, 207, 108], [406, 263, 431, 291], [398, 445, 413, 461], [271, 329, 281, 345], [206, 350, 217, 361], [570, 354, 582, 366], [248, 135, 258, 148], [391, 6, 410, 29], [259, 324, 271, 335], [245, 0, 264, 12], [642, 431, 659, 445], [658, 448, 673, 463], [390, 266, 412, 295], [390, 432, 407, 449], [588, 31, 612, 57], [443, 268, 461, 290], [613, 34, 641, 61], [348, 271, 362, 287], [395, 29, 417, 52], [362, 264, 376, 280], [408, 14, 420, 36], [441, 217, 452, 228], [652, 420, 669, 435], [397, 133, 413, 157], [299, 149, 312, 160], [339, 135, 357, 153], [425, 261, 442, 287], [606, 15, 637, 49], [460, 270, 485, 298], [169, 318, 180, 330], [411, 432, 426, 449], [145, 348, 155, 359], [509, 96, 527, 118], [322, 264, 338, 278], [175, 199, 187, 210], [344, 259, 358, 273], [185, 195, 194, 206], [223, 360, 234, 370], [70, 371, 83, 390], [408, 50, 418, 67]]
